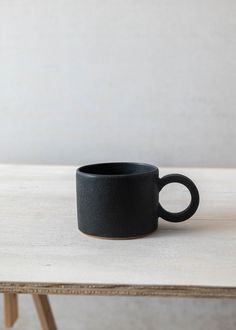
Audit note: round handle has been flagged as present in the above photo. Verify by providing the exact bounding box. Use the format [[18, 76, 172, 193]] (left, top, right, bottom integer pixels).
[[158, 174, 199, 222]]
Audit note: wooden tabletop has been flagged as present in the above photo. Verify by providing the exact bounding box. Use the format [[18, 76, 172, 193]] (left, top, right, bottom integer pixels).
[[0, 164, 235, 298]]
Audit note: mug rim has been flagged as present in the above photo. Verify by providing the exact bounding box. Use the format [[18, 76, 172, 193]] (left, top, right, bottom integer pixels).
[[77, 162, 158, 178]]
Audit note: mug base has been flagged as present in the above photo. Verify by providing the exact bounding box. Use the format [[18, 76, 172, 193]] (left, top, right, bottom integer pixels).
[[79, 228, 157, 240]]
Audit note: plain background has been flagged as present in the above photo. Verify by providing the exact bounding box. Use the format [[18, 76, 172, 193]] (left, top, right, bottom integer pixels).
[[0, 0, 236, 329], [0, 0, 236, 167]]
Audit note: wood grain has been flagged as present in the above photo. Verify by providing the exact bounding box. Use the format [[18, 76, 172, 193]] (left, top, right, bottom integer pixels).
[[0, 165, 235, 298], [4, 293, 18, 327], [32, 295, 57, 330]]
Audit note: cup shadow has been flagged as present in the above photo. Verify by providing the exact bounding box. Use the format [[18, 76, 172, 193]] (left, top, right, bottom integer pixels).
[[145, 219, 224, 239]]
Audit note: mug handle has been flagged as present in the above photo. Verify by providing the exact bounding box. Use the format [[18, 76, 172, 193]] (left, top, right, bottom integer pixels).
[[158, 174, 200, 222]]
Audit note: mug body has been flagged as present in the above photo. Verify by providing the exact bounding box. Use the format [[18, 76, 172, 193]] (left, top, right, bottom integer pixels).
[[76, 162, 159, 239]]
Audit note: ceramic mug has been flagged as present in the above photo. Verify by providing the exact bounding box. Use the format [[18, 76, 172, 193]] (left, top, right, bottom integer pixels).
[[76, 162, 199, 239]]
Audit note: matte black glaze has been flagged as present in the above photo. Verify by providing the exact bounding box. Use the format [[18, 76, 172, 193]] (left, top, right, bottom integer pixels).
[[76, 162, 199, 239]]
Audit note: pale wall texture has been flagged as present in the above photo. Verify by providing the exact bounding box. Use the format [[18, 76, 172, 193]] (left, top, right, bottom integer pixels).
[[0, 1, 236, 330], [0, 295, 236, 330], [0, 0, 236, 167]]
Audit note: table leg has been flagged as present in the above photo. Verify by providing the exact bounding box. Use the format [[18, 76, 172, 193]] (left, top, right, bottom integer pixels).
[[4, 293, 18, 327], [32, 295, 57, 330]]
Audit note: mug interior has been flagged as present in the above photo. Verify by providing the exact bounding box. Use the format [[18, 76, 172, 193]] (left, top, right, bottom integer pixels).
[[78, 162, 157, 176]]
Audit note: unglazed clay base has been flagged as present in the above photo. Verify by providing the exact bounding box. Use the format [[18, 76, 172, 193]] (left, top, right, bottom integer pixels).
[[79, 228, 158, 240]]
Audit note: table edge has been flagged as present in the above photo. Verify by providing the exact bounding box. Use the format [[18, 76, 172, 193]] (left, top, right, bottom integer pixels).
[[0, 282, 235, 298]]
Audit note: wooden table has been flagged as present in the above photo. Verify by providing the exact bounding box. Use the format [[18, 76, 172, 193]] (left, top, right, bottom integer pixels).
[[0, 165, 236, 329]]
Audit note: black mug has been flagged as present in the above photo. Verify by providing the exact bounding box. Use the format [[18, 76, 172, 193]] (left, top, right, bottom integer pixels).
[[76, 162, 199, 239]]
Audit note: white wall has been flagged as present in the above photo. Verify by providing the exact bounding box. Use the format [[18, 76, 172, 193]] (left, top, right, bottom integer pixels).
[[0, 0, 236, 167]]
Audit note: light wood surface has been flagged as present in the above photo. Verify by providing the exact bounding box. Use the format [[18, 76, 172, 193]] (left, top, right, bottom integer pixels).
[[4, 293, 18, 327], [0, 165, 235, 298], [32, 295, 57, 330]]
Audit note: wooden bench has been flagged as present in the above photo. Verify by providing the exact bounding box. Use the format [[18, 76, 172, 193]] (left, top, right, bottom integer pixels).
[[0, 165, 235, 329]]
